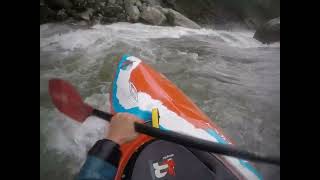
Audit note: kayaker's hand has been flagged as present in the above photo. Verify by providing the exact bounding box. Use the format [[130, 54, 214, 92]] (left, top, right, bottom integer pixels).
[[106, 113, 141, 145]]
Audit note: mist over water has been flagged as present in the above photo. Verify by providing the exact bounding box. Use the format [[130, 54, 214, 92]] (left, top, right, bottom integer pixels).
[[40, 22, 279, 180]]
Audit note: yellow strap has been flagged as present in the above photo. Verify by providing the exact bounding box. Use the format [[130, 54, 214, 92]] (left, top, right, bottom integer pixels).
[[151, 108, 160, 128]]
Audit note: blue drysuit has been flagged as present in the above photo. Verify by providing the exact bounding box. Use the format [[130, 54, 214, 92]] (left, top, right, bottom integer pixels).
[[77, 139, 121, 180]]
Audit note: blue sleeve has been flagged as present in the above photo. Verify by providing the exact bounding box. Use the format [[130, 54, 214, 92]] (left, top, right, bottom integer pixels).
[[77, 155, 117, 180], [76, 139, 122, 180]]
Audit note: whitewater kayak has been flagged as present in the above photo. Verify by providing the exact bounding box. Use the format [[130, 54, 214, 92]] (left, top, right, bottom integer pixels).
[[110, 55, 262, 180]]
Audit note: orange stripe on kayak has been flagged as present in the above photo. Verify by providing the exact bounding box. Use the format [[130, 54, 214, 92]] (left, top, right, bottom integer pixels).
[[129, 62, 234, 143]]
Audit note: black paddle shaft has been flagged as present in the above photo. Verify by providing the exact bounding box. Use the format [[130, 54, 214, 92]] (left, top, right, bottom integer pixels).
[[134, 123, 280, 166], [92, 109, 113, 121], [91, 109, 280, 166]]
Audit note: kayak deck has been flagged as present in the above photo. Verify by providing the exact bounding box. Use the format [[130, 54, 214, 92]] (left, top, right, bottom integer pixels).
[[110, 55, 262, 180]]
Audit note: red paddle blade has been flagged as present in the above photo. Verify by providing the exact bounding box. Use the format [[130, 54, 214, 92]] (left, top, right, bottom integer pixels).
[[48, 79, 93, 123]]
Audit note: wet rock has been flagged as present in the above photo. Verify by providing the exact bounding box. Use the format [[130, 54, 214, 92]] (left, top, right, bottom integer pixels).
[[103, 4, 124, 17], [101, 17, 119, 23], [136, 0, 142, 7], [124, 0, 140, 22], [127, 6, 140, 22], [156, 6, 169, 14], [115, 0, 124, 5], [117, 13, 127, 22], [87, 12, 102, 23], [138, 2, 147, 11], [56, 9, 68, 21], [78, 8, 93, 21], [41, 0, 201, 28], [254, 17, 280, 44], [166, 9, 201, 29], [98, 2, 126, 23], [140, 6, 166, 25]]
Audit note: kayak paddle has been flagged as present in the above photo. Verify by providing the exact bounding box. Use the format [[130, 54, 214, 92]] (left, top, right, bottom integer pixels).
[[49, 79, 112, 122], [48, 78, 280, 166]]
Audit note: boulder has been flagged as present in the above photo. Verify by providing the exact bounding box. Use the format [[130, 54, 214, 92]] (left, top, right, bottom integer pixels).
[[253, 17, 280, 44], [124, 0, 137, 6], [136, 0, 142, 7], [102, 4, 124, 17], [127, 6, 140, 22], [166, 9, 201, 29], [114, 0, 124, 6], [56, 9, 69, 21], [101, 17, 119, 23], [78, 8, 93, 21], [124, 0, 140, 22], [138, 2, 147, 11], [140, 6, 166, 25], [156, 6, 169, 14], [117, 13, 127, 22], [90, 14, 103, 24]]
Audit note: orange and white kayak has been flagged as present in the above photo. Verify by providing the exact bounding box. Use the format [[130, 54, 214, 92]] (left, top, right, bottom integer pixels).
[[110, 55, 262, 180]]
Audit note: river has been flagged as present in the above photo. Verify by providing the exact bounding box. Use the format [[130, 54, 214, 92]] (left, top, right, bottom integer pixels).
[[40, 22, 280, 180]]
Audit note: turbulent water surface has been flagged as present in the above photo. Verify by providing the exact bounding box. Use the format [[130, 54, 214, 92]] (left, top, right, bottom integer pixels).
[[40, 22, 280, 180]]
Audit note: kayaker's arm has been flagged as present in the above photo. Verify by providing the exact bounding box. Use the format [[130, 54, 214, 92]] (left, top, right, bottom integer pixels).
[[77, 113, 141, 180], [77, 139, 121, 180]]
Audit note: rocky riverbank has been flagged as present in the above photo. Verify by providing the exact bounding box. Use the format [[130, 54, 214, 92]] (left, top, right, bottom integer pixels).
[[40, 0, 280, 43], [40, 0, 201, 29]]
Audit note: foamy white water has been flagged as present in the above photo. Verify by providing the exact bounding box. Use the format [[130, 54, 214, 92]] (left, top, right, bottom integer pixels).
[[40, 22, 278, 52]]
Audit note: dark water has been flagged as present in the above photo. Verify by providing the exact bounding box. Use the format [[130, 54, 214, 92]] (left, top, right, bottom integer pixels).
[[40, 22, 280, 180]]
